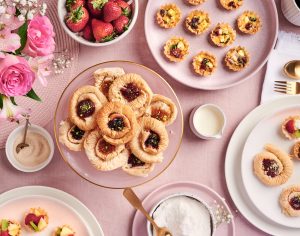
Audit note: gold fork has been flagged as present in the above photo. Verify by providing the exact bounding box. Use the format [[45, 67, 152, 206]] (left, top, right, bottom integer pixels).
[[274, 81, 300, 95]]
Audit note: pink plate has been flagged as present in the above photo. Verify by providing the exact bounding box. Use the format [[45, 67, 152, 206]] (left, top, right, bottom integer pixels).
[[54, 61, 183, 189], [144, 0, 278, 90], [0, 186, 104, 235], [132, 181, 235, 236]]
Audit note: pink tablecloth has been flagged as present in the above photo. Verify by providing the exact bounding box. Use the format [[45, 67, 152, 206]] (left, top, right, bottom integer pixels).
[[0, 0, 299, 235]]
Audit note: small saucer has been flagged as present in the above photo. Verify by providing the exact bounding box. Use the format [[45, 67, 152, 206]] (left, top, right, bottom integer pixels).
[[5, 124, 54, 172]]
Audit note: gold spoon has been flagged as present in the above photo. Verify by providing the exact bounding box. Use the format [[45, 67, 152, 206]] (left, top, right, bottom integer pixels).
[[123, 188, 172, 236], [16, 116, 30, 153], [283, 60, 300, 80]]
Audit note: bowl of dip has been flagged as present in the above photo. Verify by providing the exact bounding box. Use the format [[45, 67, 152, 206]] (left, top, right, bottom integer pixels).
[[5, 124, 54, 172], [147, 193, 216, 236], [189, 104, 226, 140]]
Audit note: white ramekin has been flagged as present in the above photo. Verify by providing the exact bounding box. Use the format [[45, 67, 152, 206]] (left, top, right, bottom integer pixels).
[[5, 124, 54, 172], [189, 104, 226, 140], [281, 0, 300, 26]]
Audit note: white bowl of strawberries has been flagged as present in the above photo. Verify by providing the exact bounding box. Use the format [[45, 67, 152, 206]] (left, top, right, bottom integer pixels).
[[58, 0, 138, 46]]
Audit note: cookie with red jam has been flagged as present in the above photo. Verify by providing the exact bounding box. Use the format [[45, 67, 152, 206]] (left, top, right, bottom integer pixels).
[[94, 67, 125, 98], [122, 152, 155, 177], [69, 85, 108, 131], [280, 185, 300, 217], [59, 119, 89, 151], [108, 73, 153, 117], [97, 102, 137, 145], [253, 144, 293, 186], [145, 94, 178, 126], [84, 129, 129, 171], [129, 117, 168, 163]]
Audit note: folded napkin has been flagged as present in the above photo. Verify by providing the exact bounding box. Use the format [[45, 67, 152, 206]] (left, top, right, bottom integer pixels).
[[260, 31, 300, 104]]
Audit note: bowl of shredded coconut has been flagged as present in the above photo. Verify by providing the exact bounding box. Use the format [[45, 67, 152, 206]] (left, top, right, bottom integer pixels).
[[147, 193, 216, 236]]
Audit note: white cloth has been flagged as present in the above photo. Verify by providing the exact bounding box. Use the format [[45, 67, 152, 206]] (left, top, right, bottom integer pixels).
[[260, 31, 300, 104]]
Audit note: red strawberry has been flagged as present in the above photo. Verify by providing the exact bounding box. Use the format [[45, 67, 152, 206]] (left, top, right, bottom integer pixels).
[[0, 231, 9, 236], [285, 119, 296, 134], [115, 0, 131, 16], [65, 0, 85, 12], [87, 0, 108, 17], [102, 1, 121, 22], [92, 19, 114, 42], [113, 15, 129, 34], [66, 6, 89, 32], [83, 24, 94, 41], [25, 214, 41, 225]]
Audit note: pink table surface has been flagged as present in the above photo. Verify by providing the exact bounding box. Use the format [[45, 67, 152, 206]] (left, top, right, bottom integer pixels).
[[0, 0, 299, 235]]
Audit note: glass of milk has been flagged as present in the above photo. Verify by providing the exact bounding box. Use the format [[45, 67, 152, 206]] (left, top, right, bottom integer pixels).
[[189, 104, 226, 140]]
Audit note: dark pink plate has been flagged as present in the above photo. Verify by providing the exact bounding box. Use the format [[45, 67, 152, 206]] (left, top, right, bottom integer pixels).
[[54, 61, 183, 189], [145, 0, 278, 90], [132, 181, 235, 236]]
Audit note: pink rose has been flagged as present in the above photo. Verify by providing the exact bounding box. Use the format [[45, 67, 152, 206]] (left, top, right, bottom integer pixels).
[[0, 55, 35, 96], [23, 15, 55, 57]]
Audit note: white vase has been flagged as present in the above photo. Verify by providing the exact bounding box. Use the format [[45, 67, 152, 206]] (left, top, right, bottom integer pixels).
[[282, 0, 300, 26]]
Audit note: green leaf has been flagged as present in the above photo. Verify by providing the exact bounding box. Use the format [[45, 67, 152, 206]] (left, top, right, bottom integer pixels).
[[92, 0, 108, 10], [102, 32, 117, 42], [15, 22, 28, 55], [0, 94, 3, 109], [10, 97, 17, 106], [25, 89, 42, 102]]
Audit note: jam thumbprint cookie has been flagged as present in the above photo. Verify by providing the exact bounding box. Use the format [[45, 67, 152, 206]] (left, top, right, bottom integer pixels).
[[108, 73, 153, 117], [122, 152, 155, 177], [186, 0, 207, 6], [93, 67, 125, 98], [253, 144, 293, 186], [69, 85, 107, 131], [156, 4, 181, 29], [59, 119, 89, 152], [220, 0, 243, 10], [145, 94, 178, 126], [210, 23, 236, 47], [282, 116, 300, 140], [24, 208, 49, 232], [237, 11, 262, 34], [129, 117, 168, 163], [185, 10, 211, 35], [0, 219, 21, 236], [192, 52, 217, 76], [225, 46, 250, 71], [84, 129, 129, 171], [163, 37, 189, 62], [53, 225, 75, 236], [97, 102, 137, 145], [280, 185, 300, 217]]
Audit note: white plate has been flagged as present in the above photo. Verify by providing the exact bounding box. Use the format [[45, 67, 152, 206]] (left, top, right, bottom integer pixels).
[[0, 186, 104, 236], [241, 105, 300, 228], [225, 96, 300, 236]]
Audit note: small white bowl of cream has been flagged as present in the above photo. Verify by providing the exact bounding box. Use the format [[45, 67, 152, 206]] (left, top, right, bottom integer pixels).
[[147, 193, 216, 236], [189, 104, 226, 140], [5, 124, 54, 172]]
